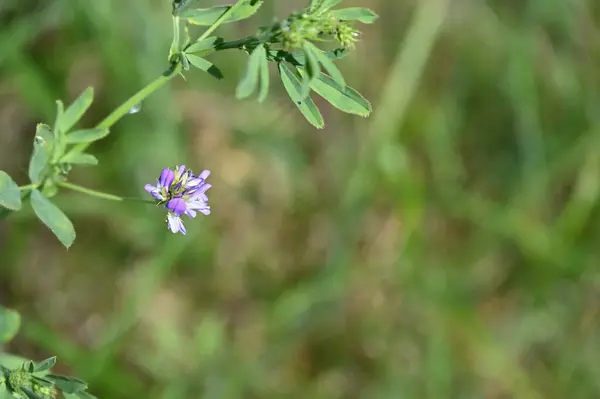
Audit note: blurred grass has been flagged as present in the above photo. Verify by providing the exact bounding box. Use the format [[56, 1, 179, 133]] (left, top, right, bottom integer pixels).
[[2, 0, 600, 398]]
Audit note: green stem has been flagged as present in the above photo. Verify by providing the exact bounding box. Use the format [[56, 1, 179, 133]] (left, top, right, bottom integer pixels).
[[169, 16, 181, 61], [71, 0, 246, 156], [215, 36, 259, 51], [72, 62, 183, 154], [58, 181, 155, 204], [19, 184, 39, 191], [197, 0, 248, 41]]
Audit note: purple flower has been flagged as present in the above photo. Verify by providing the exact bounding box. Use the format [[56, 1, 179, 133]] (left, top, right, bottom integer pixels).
[[144, 168, 175, 201], [167, 213, 186, 235], [145, 166, 212, 235], [167, 198, 187, 216]]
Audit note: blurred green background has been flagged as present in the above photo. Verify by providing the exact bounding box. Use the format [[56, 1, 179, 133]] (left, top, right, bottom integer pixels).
[[2, 0, 600, 397]]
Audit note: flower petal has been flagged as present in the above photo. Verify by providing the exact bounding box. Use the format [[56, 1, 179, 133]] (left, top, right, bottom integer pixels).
[[167, 198, 187, 216], [167, 213, 180, 233], [186, 177, 203, 188], [159, 168, 175, 188], [197, 183, 211, 194], [175, 165, 186, 178], [144, 184, 157, 193], [145, 184, 165, 200], [185, 209, 197, 218], [198, 170, 210, 180]]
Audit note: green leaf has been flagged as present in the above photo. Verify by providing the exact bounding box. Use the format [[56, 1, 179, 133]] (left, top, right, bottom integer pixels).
[[19, 387, 41, 399], [258, 49, 270, 103], [59, 87, 94, 134], [304, 42, 345, 86], [330, 7, 379, 24], [278, 63, 324, 129], [301, 43, 321, 99], [32, 376, 53, 386], [0, 354, 29, 370], [53, 100, 64, 139], [0, 384, 12, 399], [184, 36, 223, 54], [75, 392, 98, 399], [0, 306, 20, 344], [303, 70, 372, 117], [60, 152, 98, 166], [172, 0, 202, 16], [181, 54, 190, 71], [185, 54, 224, 80], [64, 129, 109, 144], [180, 0, 263, 25], [28, 124, 55, 184], [33, 357, 56, 373], [310, 0, 343, 13], [23, 361, 34, 373], [62, 392, 98, 399], [30, 189, 76, 248], [45, 375, 87, 394], [236, 45, 264, 100], [0, 171, 21, 211]]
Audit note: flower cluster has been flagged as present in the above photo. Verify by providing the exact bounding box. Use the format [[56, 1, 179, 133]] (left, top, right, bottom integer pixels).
[[275, 11, 361, 50], [145, 165, 211, 235]]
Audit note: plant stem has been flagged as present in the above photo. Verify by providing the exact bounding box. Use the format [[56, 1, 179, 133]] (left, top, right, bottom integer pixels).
[[71, 0, 246, 156], [19, 184, 39, 191], [169, 16, 181, 61], [58, 181, 155, 204], [71, 62, 183, 155], [197, 0, 248, 41], [216, 36, 259, 51]]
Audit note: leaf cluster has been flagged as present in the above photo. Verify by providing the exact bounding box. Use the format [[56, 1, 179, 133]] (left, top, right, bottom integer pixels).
[[0, 358, 96, 399], [171, 0, 378, 128], [1, 307, 95, 398], [0, 88, 106, 248]]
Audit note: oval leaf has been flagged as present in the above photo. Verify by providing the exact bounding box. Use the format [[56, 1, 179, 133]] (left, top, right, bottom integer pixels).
[[236, 45, 265, 100], [28, 124, 55, 184], [0, 306, 20, 344], [19, 387, 41, 399], [75, 391, 98, 399], [258, 50, 270, 103], [60, 152, 98, 166], [184, 36, 223, 54], [278, 63, 324, 129], [330, 7, 379, 24], [34, 357, 57, 373], [304, 42, 345, 86], [64, 129, 109, 144], [0, 383, 12, 399], [30, 189, 76, 248], [181, 1, 263, 25], [59, 87, 94, 134], [0, 171, 21, 211], [185, 54, 224, 79], [46, 375, 87, 394], [305, 71, 372, 117], [301, 44, 321, 99]]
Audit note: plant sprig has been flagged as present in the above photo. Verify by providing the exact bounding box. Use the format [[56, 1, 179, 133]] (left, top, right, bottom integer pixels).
[[0, 0, 377, 247], [0, 1, 378, 396]]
